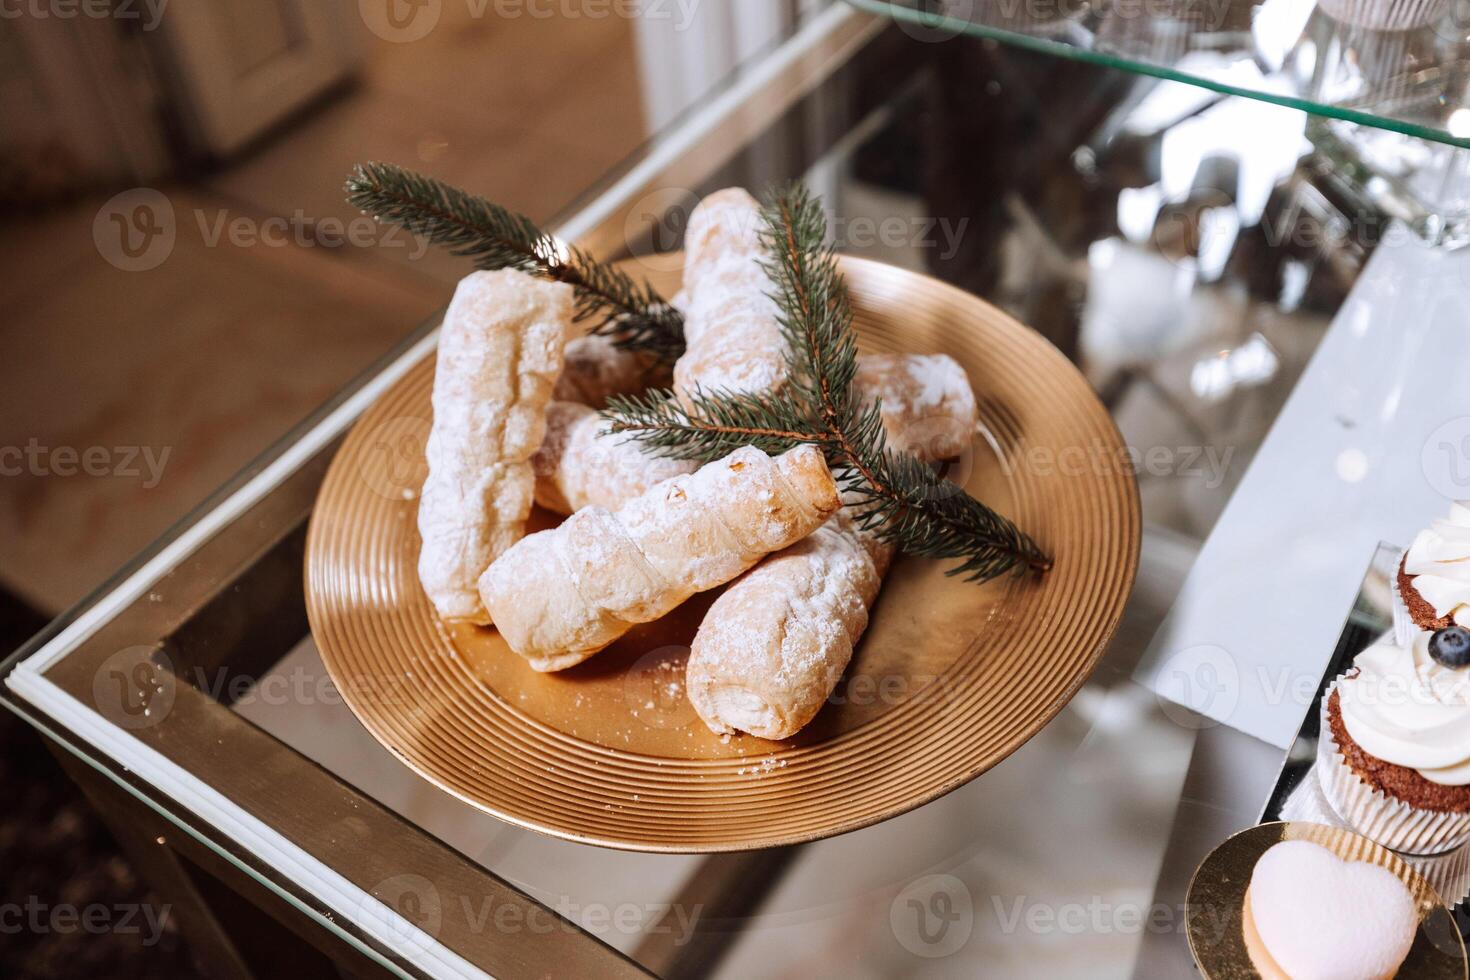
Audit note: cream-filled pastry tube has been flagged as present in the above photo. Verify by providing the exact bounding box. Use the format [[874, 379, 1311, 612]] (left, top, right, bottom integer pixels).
[[531, 400, 696, 514], [689, 510, 889, 739], [480, 445, 840, 672], [853, 353, 977, 463], [687, 354, 978, 738], [553, 332, 671, 408], [417, 270, 571, 623], [672, 188, 788, 400]]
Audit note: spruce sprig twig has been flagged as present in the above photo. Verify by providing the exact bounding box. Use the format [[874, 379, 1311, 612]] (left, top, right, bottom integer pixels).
[[607, 386, 832, 460], [604, 184, 1051, 583], [345, 162, 685, 361]]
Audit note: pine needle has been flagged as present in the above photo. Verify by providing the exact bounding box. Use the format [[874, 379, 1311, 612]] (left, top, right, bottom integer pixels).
[[345, 162, 685, 362], [604, 184, 1051, 583]]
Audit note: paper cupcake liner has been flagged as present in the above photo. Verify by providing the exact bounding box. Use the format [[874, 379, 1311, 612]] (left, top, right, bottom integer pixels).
[[1317, 678, 1470, 856], [1284, 759, 1470, 905], [1391, 551, 1420, 648], [1315, 0, 1450, 30]]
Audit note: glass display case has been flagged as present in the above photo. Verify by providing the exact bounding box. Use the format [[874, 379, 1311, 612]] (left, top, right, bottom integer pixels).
[[5, 4, 1470, 977], [853, 0, 1470, 245]]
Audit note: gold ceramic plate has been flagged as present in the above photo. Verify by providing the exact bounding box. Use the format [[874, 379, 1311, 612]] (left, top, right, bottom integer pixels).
[[305, 255, 1139, 852], [1187, 821, 1467, 978]]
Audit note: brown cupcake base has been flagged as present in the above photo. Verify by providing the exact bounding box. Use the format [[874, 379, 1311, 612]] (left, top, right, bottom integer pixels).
[[1398, 555, 1453, 633], [1328, 688, 1470, 814]]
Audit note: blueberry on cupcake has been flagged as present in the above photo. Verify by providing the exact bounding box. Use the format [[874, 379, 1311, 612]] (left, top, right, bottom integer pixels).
[[1319, 629, 1470, 855], [1394, 501, 1470, 645], [1430, 625, 1470, 668]]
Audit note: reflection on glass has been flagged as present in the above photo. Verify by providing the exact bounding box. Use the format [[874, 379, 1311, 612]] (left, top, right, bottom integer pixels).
[[847, 0, 1470, 147]]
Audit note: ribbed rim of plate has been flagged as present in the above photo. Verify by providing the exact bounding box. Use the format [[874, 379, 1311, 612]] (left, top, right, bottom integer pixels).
[[305, 255, 1140, 852]]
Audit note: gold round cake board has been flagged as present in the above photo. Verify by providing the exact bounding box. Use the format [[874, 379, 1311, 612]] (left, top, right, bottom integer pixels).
[[305, 255, 1140, 852], [1186, 822, 1466, 978]]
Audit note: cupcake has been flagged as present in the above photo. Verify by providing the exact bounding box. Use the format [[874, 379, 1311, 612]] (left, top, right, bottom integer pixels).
[[1243, 840, 1416, 980], [1394, 500, 1470, 646], [1318, 627, 1470, 854]]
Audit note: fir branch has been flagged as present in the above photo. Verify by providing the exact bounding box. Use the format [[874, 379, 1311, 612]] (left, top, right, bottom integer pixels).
[[762, 184, 1049, 577], [604, 183, 1050, 583], [345, 162, 685, 362], [844, 450, 1048, 581], [605, 387, 833, 460]]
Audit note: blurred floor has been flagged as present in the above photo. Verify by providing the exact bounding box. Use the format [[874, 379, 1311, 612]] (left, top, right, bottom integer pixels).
[[1, 9, 645, 978], [0, 4, 646, 615], [0, 594, 195, 978]]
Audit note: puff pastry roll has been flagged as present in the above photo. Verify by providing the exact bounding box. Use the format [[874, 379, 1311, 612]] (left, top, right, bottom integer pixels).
[[553, 332, 670, 408], [531, 400, 696, 514], [480, 445, 840, 671], [672, 189, 788, 400], [688, 510, 889, 739], [687, 354, 978, 738], [853, 353, 978, 464], [417, 270, 572, 622]]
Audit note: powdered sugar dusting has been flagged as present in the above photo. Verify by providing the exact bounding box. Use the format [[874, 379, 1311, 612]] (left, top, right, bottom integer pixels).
[[481, 445, 838, 669], [685, 354, 980, 739], [418, 270, 571, 622], [854, 353, 978, 463], [673, 189, 790, 401], [686, 514, 881, 739]]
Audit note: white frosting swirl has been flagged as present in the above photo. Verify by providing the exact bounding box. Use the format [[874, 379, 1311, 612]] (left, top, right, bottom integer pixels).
[[1404, 500, 1470, 626], [1340, 632, 1470, 785]]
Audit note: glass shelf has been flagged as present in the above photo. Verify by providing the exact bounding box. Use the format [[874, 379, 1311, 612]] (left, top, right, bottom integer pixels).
[[846, 0, 1470, 148]]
